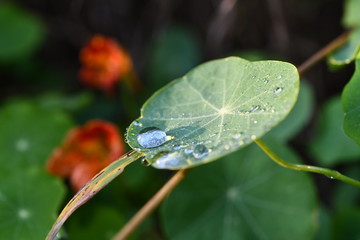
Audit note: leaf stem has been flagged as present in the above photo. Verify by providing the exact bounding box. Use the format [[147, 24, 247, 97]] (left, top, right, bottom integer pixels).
[[297, 30, 351, 75], [112, 169, 190, 240], [255, 139, 360, 188]]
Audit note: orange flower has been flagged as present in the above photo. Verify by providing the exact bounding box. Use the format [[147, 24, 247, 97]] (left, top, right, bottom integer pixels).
[[79, 35, 133, 94], [46, 120, 125, 191]]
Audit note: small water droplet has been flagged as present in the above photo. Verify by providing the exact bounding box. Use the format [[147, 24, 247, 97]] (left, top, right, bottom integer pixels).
[[137, 127, 167, 148], [184, 148, 194, 154], [250, 105, 260, 113], [140, 157, 151, 166], [274, 87, 283, 94], [173, 145, 182, 150], [233, 133, 242, 139], [251, 135, 257, 140], [153, 152, 183, 169], [253, 120, 258, 124], [192, 144, 209, 158], [277, 75, 283, 79], [224, 145, 231, 150], [264, 79, 269, 84], [133, 121, 142, 127]]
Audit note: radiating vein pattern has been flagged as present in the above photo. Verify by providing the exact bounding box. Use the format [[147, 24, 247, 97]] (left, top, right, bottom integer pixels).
[[127, 57, 299, 169]]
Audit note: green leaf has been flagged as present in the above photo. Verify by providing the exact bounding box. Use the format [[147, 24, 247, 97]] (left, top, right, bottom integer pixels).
[[327, 28, 360, 69], [0, 2, 44, 62], [0, 101, 73, 172], [0, 169, 65, 240], [343, 0, 360, 27], [342, 58, 360, 145], [267, 81, 314, 142], [146, 25, 201, 90], [309, 96, 360, 166], [127, 57, 299, 169], [161, 141, 318, 240], [67, 205, 125, 240], [332, 207, 360, 240]]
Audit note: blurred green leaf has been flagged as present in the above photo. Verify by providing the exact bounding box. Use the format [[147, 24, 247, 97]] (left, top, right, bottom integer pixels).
[[309, 96, 360, 166], [0, 2, 44, 62], [146, 25, 201, 90], [342, 59, 360, 145], [331, 207, 360, 240], [67, 205, 125, 240], [35, 92, 94, 112], [342, 0, 360, 27], [0, 169, 65, 240], [327, 28, 360, 69], [0, 101, 73, 172], [267, 81, 314, 142], [127, 57, 299, 169], [314, 207, 332, 240], [161, 141, 318, 240]]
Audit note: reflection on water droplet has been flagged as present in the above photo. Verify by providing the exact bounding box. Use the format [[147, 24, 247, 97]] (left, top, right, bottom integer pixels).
[[153, 152, 183, 169], [250, 105, 260, 113], [137, 127, 167, 148], [192, 144, 209, 158], [140, 157, 151, 166], [133, 121, 142, 127], [253, 120, 258, 124], [274, 87, 283, 94], [251, 135, 257, 140]]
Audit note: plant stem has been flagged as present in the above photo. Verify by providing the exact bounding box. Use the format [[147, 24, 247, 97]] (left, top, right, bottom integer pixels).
[[112, 169, 190, 240], [297, 30, 351, 75], [255, 139, 360, 188]]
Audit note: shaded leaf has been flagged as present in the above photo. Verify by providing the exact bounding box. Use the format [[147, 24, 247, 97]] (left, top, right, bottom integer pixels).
[[0, 2, 44, 62], [309, 96, 360, 166], [342, 59, 360, 145], [146, 25, 201, 90], [0, 169, 65, 240], [127, 57, 299, 169], [0, 101, 73, 172], [161, 141, 318, 240], [327, 28, 360, 69]]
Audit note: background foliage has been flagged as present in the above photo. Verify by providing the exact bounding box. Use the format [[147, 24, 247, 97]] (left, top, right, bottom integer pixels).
[[0, 0, 360, 239]]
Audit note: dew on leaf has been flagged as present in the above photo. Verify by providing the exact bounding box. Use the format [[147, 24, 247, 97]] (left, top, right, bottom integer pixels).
[[140, 157, 151, 166], [274, 87, 283, 94], [250, 105, 260, 113], [137, 127, 167, 148], [133, 121, 142, 127], [152, 152, 183, 169], [192, 144, 209, 158]]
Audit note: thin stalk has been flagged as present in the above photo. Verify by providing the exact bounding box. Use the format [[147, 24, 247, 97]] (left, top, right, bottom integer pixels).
[[297, 30, 351, 75], [255, 139, 360, 188], [112, 169, 190, 240]]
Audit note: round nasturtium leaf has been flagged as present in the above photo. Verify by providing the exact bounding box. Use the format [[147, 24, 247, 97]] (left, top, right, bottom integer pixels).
[[160, 141, 318, 240], [126, 57, 299, 169]]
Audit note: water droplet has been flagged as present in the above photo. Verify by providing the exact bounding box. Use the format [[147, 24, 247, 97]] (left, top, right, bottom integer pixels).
[[253, 120, 258, 124], [173, 145, 182, 150], [233, 133, 242, 139], [250, 105, 260, 113], [152, 152, 183, 169], [137, 127, 167, 148], [277, 75, 283, 79], [274, 87, 283, 94], [192, 144, 209, 158], [133, 121, 142, 127], [251, 135, 257, 140], [184, 148, 194, 154], [140, 157, 151, 166], [263, 79, 269, 84]]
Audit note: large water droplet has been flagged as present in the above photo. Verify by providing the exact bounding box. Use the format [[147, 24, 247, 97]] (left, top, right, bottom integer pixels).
[[192, 144, 209, 158], [274, 87, 283, 94], [137, 127, 167, 148]]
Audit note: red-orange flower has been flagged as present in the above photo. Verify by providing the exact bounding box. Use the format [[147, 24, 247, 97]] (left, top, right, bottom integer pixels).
[[79, 35, 133, 94], [46, 120, 125, 191]]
